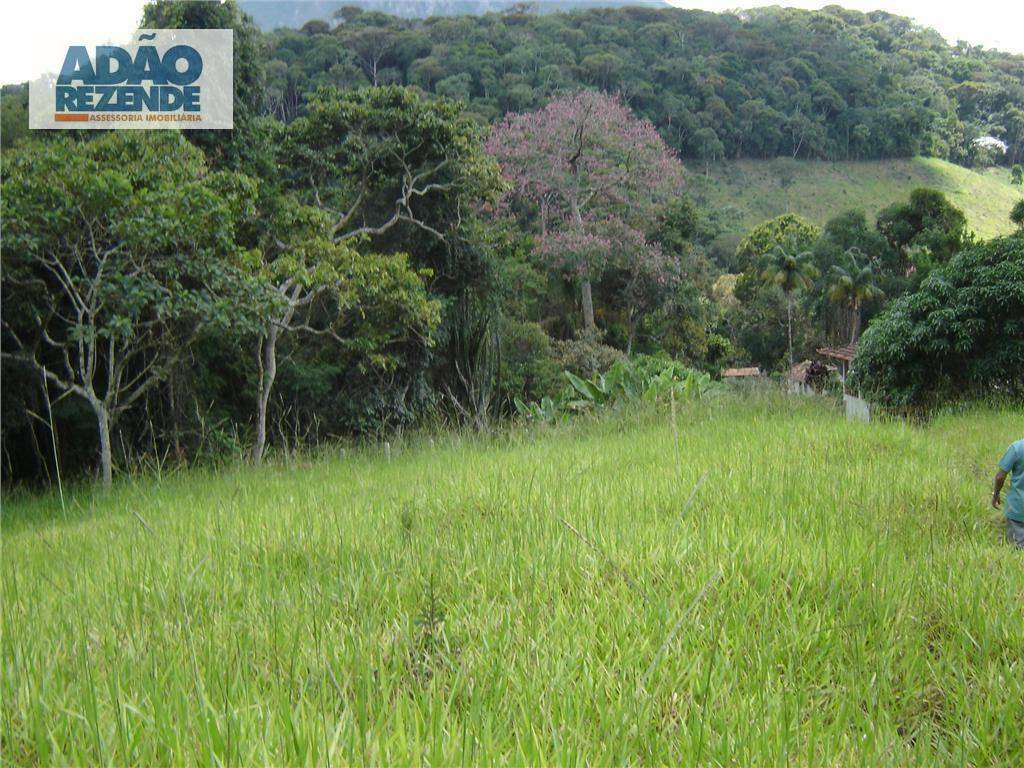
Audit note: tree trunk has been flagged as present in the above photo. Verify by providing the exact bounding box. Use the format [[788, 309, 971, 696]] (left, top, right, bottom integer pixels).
[[27, 410, 47, 482], [581, 279, 596, 332], [94, 402, 113, 492], [253, 326, 279, 464], [626, 308, 637, 357], [786, 296, 794, 369], [569, 186, 596, 333], [169, 372, 181, 459], [850, 299, 862, 345]]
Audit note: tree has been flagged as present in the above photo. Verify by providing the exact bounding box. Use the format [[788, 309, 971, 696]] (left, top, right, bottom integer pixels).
[[258, 4, 1024, 170], [1012, 164, 1023, 185], [143, 1, 269, 174], [333, 5, 364, 24], [690, 127, 724, 176], [651, 196, 701, 253], [0, 85, 29, 150], [1012, 199, 1024, 230], [761, 241, 820, 368], [1, 134, 262, 490], [581, 53, 623, 90], [275, 86, 499, 445], [1001, 108, 1024, 167], [728, 214, 821, 369], [486, 90, 683, 331], [876, 188, 969, 274], [826, 248, 884, 343], [301, 19, 330, 36], [851, 235, 1024, 405], [735, 214, 820, 271], [283, 86, 499, 250], [248, 197, 439, 463], [339, 26, 400, 86], [814, 209, 897, 284], [598, 218, 681, 355]]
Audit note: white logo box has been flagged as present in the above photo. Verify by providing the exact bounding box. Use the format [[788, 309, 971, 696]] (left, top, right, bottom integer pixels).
[[29, 29, 233, 130]]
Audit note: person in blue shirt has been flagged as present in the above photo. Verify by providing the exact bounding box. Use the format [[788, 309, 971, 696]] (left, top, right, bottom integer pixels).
[[993, 439, 1024, 548]]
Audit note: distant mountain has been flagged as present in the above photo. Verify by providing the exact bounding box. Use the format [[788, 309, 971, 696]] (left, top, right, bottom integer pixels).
[[240, 1, 668, 30]]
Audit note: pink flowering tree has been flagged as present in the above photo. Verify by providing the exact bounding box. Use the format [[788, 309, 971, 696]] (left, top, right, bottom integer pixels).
[[486, 90, 684, 332]]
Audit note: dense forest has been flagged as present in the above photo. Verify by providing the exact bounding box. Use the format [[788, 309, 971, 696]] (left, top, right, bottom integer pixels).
[[238, 0, 670, 29], [256, 2, 1024, 166], [1, 1, 1022, 488]]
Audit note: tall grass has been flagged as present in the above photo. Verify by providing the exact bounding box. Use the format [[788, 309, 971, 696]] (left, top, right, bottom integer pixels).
[[3, 396, 1023, 765]]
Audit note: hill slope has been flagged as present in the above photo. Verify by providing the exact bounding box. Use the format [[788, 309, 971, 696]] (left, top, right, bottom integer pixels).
[[688, 157, 1024, 240], [258, 5, 1024, 165]]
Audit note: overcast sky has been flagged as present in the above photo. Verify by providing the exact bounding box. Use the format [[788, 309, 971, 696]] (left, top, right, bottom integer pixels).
[[2, 0, 1022, 85], [667, 1, 1024, 57]]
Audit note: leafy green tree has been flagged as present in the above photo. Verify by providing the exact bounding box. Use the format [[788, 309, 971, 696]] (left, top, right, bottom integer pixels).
[[651, 197, 701, 254], [338, 25, 402, 86], [817, 210, 890, 265], [691, 127, 725, 177], [1012, 199, 1024, 230], [283, 86, 499, 250], [581, 52, 623, 90], [761, 242, 820, 367], [281, 86, 502, 430], [876, 188, 969, 275], [301, 19, 331, 36], [726, 214, 821, 369], [143, 1, 269, 174], [1001, 108, 1024, 167], [249, 197, 440, 462], [0, 85, 29, 150], [826, 249, 884, 344], [736, 214, 820, 271], [1, 134, 263, 490], [851, 235, 1024, 405]]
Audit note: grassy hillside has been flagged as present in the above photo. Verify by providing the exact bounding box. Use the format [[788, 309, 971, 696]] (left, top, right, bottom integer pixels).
[[5, 397, 1024, 764], [688, 157, 1024, 240]]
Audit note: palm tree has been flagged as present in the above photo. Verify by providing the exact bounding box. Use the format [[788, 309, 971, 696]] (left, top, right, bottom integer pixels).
[[761, 241, 819, 368], [827, 248, 884, 344]]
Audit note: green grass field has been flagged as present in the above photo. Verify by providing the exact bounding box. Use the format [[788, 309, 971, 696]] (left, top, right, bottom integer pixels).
[[3, 396, 1023, 765], [688, 157, 1024, 240]]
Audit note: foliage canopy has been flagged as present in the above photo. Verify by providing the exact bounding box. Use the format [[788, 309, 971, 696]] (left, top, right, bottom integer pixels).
[[851, 234, 1024, 404]]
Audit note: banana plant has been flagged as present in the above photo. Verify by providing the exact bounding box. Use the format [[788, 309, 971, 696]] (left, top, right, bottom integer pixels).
[[514, 395, 565, 424], [565, 370, 612, 409], [515, 361, 714, 423]]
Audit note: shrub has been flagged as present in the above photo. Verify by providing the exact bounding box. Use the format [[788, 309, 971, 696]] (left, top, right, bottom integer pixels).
[[1012, 199, 1024, 230], [498, 319, 563, 405], [553, 330, 626, 378], [851, 235, 1024, 405], [514, 356, 713, 423]]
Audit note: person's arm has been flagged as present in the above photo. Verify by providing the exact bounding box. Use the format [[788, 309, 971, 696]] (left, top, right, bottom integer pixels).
[[994, 443, 1019, 509], [993, 470, 1007, 509]]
